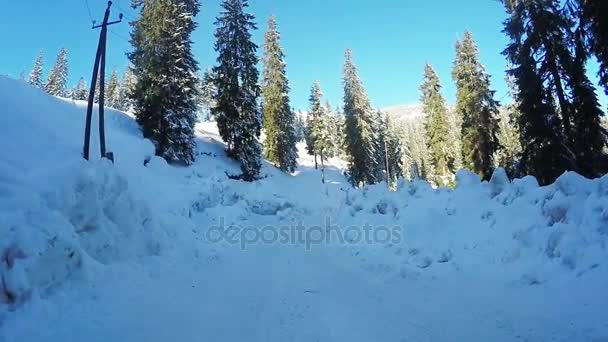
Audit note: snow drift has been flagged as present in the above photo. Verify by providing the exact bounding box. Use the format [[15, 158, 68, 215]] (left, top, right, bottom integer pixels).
[[1, 76, 607, 341]]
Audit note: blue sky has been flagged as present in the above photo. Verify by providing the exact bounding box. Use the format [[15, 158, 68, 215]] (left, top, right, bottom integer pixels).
[[1, 0, 606, 110]]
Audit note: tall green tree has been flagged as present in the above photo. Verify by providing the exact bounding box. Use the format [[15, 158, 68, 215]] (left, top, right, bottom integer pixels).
[[261, 16, 298, 172], [452, 32, 500, 180], [420, 64, 451, 177], [568, 28, 608, 176], [129, 0, 200, 164], [305, 82, 323, 169], [28, 50, 44, 89], [502, 0, 577, 185], [212, 0, 262, 181], [45, 48, 68, 97], [342, 49, 377, 187]]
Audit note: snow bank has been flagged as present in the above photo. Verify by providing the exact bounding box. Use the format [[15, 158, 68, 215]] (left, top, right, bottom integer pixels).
[[1, 76, 607, 341], [0, 77, 168, 320]]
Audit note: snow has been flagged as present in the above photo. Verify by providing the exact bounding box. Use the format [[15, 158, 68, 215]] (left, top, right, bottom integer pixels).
[[1, 76, 608, 341]]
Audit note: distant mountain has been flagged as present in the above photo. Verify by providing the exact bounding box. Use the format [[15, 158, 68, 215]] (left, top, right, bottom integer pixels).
[[381, 104, 425, 123]]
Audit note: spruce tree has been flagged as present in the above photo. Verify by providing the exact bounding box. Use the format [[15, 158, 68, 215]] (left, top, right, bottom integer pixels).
[[261, 16, 298, 172], [568, 34, 608, 176], [381, 112, 404, 186], [447, 108, 463, 173], [420, 64, 451, 178], [406, 121, 434, 181], [342, 49, 377, 187], [502, 0, 577, 185], [71, 77, 88, 101], [212, 0, 262, 181], [305, 82, 323, 169], [198, 68, 217, 121], [495, 107, 522, 178], [452, 32, 500, 180], [371, 109, 387, 180], [45, 48, 69, 97], [129, 0, 200, 164], [29, 50, 44, 89], [105, 68, 121, 110]]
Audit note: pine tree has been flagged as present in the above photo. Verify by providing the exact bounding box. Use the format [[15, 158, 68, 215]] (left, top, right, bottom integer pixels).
[[261, 16, 298, 172], [129, 0, 200, 164], [323, 101, 339, 158], [405, 121, 433, 181], [305, 82, 323, 169], [446, 108, 463, 173], [381, 112, 404, 186], [502, 0, 577, 185], [93, 70, 102, 104], [495, 105, 522, 178], [197, 68, 217, 121], [342, 49, 377, 187], [452, 32, 500, 180], [371, 109, 387, 181], [45, 48, 69, 97], [293, 111, 306, 142], [29, 50, 44, 89], [105, 68, 121, 110], [71, 77, 88, 101], [212, 0, 262, 181], [420, 64, 451, 178], [568, 31, 608, 176]]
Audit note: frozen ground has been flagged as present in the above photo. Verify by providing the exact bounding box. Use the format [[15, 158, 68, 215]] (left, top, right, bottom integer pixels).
[[1, 76, 607, 341]]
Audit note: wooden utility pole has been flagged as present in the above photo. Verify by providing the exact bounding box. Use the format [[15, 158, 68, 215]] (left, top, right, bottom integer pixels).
[[83, 1, 122, 161]]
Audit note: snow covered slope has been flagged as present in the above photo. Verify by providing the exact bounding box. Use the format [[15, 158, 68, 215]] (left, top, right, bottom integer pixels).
[[1, 76, 608, 341]]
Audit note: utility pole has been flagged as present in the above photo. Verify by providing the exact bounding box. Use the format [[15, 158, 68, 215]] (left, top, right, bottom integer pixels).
[[83, 1, 123, 161]]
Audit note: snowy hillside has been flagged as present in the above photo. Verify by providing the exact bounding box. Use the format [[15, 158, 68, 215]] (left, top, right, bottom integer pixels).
[[1, 76, 608, 341], [382, 104, 426, 122]]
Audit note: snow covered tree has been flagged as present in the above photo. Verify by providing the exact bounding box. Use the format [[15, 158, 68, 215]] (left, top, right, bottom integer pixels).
[[446, 108, 463, 173], [261, 16, 298, 173], [494, 106, 522, 178], [129, 0, 200, 164], [420, 64, 450, 178], [118, 67, 136, 112], [452, 32, 500, 180], [197, 68, 217, 121], [105, 68, 121, 110], [71, 77, 88, 101], [28, 50, 44, 89], [45, 48, 68, 97], [293, 111, 306, 142], [377, 111, 404, 186], [211, 0, 262, 181], [405, 121, 433, 181], [342, 49, 377, 187]]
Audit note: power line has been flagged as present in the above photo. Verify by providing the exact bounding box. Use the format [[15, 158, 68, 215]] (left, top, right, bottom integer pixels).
[[109, 29, 130, 43], [83, 0, 95, 24], [114, 0, 136, 22]]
